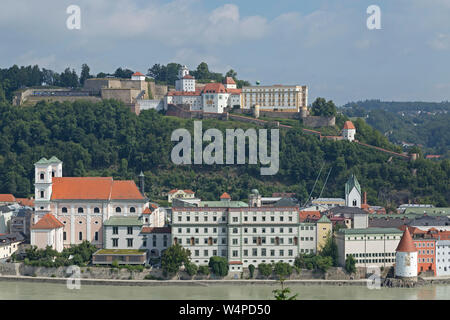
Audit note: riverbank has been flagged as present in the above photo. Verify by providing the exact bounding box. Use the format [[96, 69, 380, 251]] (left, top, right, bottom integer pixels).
[[0, 274, 369, 287]]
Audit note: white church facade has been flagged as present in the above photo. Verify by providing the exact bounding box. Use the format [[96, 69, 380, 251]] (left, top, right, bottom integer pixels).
[[32, 157, 164, 249]]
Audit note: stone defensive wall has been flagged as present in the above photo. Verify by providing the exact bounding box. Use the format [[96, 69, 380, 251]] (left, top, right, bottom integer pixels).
[[303, 116, 335, 127]]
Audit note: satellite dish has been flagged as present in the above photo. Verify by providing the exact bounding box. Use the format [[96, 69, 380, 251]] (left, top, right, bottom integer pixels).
[[255, 80, 260, 85]]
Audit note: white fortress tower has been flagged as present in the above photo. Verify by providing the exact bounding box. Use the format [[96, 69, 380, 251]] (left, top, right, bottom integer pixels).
[[175, 65, 195, 92], [345, 174, 361, 208], [34, 156, 62, 219], [342, 121, 356, 142], [395, 228, 418, 279], [131, 72, 146, 81]]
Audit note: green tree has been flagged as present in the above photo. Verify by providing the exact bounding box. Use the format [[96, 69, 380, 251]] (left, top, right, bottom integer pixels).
[[195, 62, 210, 80], [79, 64, 92, 86], [225, 69, 237, 79], [184, 262, 198, 277], [272, 279, 298, 300], [208, 256, 228, 277], [198, 265, 210, 275], [345, 255, 356, 274], [311, 97, 337, 117], [320, 232, 338, 266], [258, 263, 273, 278], [161, 244, 191, 276], [273, 262, 293, 279], [248, 264, 255, 278]]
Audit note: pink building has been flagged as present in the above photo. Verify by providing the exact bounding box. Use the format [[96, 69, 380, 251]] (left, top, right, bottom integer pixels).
[[33, 157, 150, 248]]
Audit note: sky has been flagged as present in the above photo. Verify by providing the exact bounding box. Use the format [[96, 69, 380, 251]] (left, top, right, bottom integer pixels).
[[1, 0, 450, 105]]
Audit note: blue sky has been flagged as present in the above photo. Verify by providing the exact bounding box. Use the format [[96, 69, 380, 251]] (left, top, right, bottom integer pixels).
[[1, 0, 450, 105]]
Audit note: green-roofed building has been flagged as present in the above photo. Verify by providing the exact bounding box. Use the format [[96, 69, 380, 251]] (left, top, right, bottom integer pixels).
[[345, 174, 362, 208], [103, 216, 144, 252], [336, 227, 403, 268]]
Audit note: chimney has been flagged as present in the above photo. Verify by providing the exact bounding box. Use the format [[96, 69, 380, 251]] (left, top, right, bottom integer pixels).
[[363, 192, 367, 205], [138, 171, 145, 196]]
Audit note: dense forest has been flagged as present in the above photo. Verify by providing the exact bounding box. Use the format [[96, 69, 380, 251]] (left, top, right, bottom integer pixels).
[[0, 99, 448, 207], [341, 100, 450, 157]]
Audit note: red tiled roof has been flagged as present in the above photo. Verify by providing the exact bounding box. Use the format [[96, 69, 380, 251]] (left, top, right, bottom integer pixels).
[[182, 75, 194, 79], [0, 194, 16, 202], [343, 121, 356, 130], [228, 261, 243, 265], [16, 198, 34, 207], [224, 77, 236, 85], [51, 177, 144, 200], [141, 227, 171, 234], [396, 228, 418, 252], [220, 192, 231, 199], [299, 210, 321, 222], [132, 72, 145, 76], [111, 180, 144, 200], [143, 207, 152, 214], [202, 83, 227, 94], [425, 155, 441, 159], [31, 213, 64, 230]]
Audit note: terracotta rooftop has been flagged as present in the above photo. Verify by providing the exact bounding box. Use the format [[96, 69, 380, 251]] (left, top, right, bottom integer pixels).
[[31, 213, 64, 230], [299, 210, 321, 222], [202, 83, 227, 94], [141, 226, 171, 234], [51, 177, 144, 200], [0, 194, 16, 202], [224, 77, 236, 84], [16, 198, 34, 207], [220, 192, 231, 199], [396, 228, 418, 252], [343, 121, 356, 130], [132, 72, 145, 76], [182, 75, 194, 79]]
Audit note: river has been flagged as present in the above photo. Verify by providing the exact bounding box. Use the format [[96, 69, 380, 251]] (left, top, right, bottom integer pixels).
[[0, 281, 449, 299]]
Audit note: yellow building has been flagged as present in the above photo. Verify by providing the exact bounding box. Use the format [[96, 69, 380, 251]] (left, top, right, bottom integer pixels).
[[241, 84, 308, 112], [316, 215, 333, 252]]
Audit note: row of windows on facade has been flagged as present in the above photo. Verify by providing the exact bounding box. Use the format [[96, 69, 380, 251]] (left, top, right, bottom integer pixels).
[[174, 236, 306, 246], [347, 252, 396, 258], [355, 258, 396, 264], [415, 242, 435, 247], [38, 172, 56, 180], [419, 250, 434, 255], [63, 231, 98, 241], [231, 249, 295, 258], [176, 226, 302, 234], [111, 237, 168, 248], [59, 206, 136, 214], [437, 258, 450, 262], [346, 236, 401, 240]]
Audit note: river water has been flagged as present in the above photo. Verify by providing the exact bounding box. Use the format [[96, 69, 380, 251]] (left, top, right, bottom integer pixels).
[[0, 281, 449, 299]]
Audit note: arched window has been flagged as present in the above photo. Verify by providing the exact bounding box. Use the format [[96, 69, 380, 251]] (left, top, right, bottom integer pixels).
[[94, 207, 100, 213], [40, 173, 45, 180], [353, 199, 357, 206], [78, 207, 84, 213], [62, 207, 68, 213], [52, 171, 55, 177], [115, 207, 121, 213], [130, 207, 136, 213]]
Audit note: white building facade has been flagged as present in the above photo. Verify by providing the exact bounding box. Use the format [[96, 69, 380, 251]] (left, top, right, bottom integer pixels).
[[336, 228, 403, 268], [241, 85, 308, 112], [436, 240, 450, 276]]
